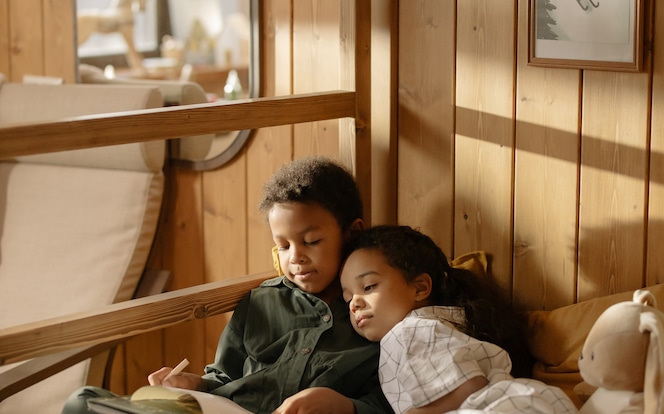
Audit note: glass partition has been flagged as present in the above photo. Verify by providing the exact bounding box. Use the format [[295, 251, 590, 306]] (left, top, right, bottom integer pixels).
[[76, 0, 260, 170]]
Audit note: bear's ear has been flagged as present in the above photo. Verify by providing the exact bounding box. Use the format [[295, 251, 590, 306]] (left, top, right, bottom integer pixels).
[[640, 304, 664, 413], [633, 289, 657, 307]]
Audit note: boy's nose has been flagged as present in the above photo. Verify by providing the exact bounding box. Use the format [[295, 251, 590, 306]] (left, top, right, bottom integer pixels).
[[289, 248, 306, 264]]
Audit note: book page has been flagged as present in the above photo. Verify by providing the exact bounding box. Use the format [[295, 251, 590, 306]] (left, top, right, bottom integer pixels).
[[132, 386, 253, 414], [169, 388, 254, 414]]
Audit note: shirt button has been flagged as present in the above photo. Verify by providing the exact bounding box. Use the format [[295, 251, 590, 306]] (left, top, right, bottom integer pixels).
[[301, 347, 311, 355], [322, 314, 331, 322]]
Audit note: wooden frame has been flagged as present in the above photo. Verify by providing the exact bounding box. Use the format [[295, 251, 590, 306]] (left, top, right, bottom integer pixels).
[[528, 0, 646, 72]]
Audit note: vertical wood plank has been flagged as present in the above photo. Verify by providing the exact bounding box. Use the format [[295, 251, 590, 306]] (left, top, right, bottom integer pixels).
[[454, 0, 515, 290], [647, 0, 664, 287], [0, 0, 10, 76], [8, 0, 44, 81], [292, 0, 340, 159], [202, 154, 248, 363], [246, 0, 293, 276], [397, 0, 456, 254], [43, 0, 75, 82], [158, 169, 206, 387], [577, 71, 649, 301], [513, 0, 580, 310], [107, 344, 127, 394], [368, 0, 397, 226]]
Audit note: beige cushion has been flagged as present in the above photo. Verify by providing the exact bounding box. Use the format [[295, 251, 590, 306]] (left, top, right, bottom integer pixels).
[[0, 82, 165, 172], [78, 63, 214, 160], [0, 81, 165, 414]]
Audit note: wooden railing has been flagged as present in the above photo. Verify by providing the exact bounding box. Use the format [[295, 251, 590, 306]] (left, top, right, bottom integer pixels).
[[0, 91, 355, 158], [0, 272, 274, 366]]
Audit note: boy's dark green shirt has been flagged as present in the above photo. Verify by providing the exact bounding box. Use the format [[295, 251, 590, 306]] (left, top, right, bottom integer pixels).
[[202, 276, 392, 414]]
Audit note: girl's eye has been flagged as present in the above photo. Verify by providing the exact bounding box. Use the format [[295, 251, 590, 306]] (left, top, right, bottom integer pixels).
[[304, 239, 321, 246], [363, 284, 376, 293], [277, 245, 289, 251]]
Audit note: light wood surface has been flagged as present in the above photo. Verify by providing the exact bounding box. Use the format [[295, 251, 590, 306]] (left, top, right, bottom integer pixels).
[[0, 271, 274, 365], [0, 1, 8, 76], [454, 0, 515, 291], [577, 70, 650, 301], [0, 91, 355, 159], [397, 0, 456, 253], [648, 0, 664, 288], [513, 0, 580, 310]]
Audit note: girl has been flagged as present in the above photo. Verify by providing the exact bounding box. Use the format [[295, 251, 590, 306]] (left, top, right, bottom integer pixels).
[[340, 225, 577, 414]]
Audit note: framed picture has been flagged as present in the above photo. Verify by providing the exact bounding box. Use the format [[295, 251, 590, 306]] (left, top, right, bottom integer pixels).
[[528, 0, 646, 72]]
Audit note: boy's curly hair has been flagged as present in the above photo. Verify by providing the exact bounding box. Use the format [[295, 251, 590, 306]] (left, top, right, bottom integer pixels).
[[259, 156, 364, 230]]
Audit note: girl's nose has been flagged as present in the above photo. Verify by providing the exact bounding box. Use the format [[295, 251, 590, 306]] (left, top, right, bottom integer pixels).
[[349, 295, 363, 311]]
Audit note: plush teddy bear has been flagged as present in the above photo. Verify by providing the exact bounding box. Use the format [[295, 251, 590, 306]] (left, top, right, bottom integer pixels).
[[577, 289, 664, 414]]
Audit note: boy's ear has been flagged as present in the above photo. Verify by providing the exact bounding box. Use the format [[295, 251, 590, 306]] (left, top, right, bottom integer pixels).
[[349, 218, 364, 233], [413, 273, 433, 301]]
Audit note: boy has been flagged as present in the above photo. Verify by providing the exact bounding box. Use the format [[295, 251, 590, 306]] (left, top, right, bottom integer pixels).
[[62, 157, 392, 414]]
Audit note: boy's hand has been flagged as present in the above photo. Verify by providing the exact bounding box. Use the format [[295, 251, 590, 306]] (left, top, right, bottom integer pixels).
[[273, 387, 355, 414], [147, 368, 205, 391]]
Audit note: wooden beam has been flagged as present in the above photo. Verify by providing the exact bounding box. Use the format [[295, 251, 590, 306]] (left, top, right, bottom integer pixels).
[[0, 91, 355, 159], [0, 271, 274, 366], [0, 341, 123, 402]]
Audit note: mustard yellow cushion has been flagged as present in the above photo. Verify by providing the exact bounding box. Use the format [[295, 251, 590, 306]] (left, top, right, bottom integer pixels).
[[526, 283, 664, 407]]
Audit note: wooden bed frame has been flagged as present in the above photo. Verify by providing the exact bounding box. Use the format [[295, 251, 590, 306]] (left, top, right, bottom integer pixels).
[[0, 1, 371, 401]]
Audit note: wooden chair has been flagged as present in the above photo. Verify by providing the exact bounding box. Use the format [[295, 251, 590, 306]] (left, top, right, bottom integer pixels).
[[0, 77, 169, 413]]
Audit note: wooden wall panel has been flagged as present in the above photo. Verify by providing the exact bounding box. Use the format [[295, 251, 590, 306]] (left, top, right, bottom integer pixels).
[[454, 0, 516, 290], [368, 0, 397, 226], [292, 0, 340, 159], [577, 71, 650, 302], [202, 154, 248, 363], [43, 0, 76, 83], [246, 0, 294, 276], [8, 0, 45, 81], [513, 0, 580, 310], [0, 0, 9, 76], [647, 0, 664, 287], [397, 1, 456, 254], [160, 169, 207, 381]]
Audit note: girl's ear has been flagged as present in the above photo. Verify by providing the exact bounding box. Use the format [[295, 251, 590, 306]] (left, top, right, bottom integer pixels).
[[413, 273, 433, 301]]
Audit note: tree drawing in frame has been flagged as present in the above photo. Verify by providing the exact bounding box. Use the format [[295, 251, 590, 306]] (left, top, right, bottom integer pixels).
[[536, 0, 558, 40], [529, 0, 643, 71]]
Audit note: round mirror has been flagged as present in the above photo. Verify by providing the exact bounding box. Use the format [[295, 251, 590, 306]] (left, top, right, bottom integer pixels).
[[76, 0, 261, 171]]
